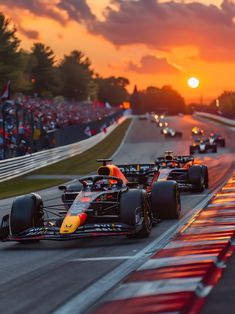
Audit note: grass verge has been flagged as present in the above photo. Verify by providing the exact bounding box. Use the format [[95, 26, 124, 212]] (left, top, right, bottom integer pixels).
[[0, 118, 131, 199]]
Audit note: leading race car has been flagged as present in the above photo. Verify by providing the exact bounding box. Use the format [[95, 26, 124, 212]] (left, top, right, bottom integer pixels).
[[0, 160, 181, 243], [190, 139, 217, 154]]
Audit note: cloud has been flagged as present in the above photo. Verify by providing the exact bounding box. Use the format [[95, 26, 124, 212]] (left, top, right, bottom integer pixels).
[[18, 27, 39, 40], [57, 0, 95, 22], [0, 0, 67, 24], [87, 0, 235, 62], [0, 0, 95, 23], [128, 54, 181, 74], [2, 0, 235, 62], [0, 0, 95, 39]]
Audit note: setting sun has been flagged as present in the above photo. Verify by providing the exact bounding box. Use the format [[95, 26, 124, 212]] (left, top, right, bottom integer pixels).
[[187, 77, 200, 89]]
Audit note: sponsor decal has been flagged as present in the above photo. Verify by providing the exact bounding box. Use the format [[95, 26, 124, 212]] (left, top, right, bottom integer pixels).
[[93, 223, 122, 232]]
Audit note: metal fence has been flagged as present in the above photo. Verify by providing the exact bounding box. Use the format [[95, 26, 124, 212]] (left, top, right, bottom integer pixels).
[[194, 112, 235, 126]]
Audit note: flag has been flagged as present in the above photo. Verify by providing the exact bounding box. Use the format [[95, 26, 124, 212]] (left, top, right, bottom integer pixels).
[[105, 102, 112, 109], [84, 125, 92, 137], [101, 124, 107, 134], [0, 81, 11, 100]]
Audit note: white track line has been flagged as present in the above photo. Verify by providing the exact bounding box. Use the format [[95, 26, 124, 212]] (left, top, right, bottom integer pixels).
[[111, 117, 135, 159], [70, 256, 137, 262]]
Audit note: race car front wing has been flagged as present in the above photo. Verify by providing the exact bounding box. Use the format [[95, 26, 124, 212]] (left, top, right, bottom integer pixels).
[[0, 220, 139, 242]]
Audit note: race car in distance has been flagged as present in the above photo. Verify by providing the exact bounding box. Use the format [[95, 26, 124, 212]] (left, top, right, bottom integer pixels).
[[192, 126, 204, 136], [119, 151, 208, 193], [209, 133, 226, 147], [158, 121, 168, 128], [0, 160, 181, 243], [162, 127, 183, 138], [190, 139, 217, 154]]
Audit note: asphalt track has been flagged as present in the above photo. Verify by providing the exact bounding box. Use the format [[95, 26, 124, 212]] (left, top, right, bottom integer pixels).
[[0, 115, 234, 314]]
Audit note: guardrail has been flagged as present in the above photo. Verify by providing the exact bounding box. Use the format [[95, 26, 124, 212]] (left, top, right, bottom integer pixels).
[[0, 116, 128, 183], [194, 111, 235, 126]]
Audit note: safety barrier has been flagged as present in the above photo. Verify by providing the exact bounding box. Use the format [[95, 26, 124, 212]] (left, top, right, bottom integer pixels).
[[0, 116, 128, 183], [194, 111, 235, 127]]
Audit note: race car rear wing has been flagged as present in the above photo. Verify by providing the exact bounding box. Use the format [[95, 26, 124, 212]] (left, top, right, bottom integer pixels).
[[155, 155, 194, 164], [117, 163, 158, 185], [117, 164, 156, 175]]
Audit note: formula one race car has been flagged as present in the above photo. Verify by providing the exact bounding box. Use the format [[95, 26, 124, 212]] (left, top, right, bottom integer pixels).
[[118, 152, 208, 193], [162, 127, 183, 138], [0, 160, 181, 243], [192, 126, 204, 136], [208, 133, 226, 147], [152, 151, 208, 192], [189, 139, 217, 154]]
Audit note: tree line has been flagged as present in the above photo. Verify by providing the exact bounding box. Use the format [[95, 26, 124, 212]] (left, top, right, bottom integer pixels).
[[0, 13, 129, 105]]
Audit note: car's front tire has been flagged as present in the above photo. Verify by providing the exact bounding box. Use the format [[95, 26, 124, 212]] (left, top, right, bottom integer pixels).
[[10, 193, 44, 242], [120, 189, 152, 238], [151, 181, 181, 219]]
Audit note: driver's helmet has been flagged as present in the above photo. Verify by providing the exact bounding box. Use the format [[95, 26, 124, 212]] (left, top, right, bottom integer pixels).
[[164, 151, 174, 161], [94, 179, 111, 191]]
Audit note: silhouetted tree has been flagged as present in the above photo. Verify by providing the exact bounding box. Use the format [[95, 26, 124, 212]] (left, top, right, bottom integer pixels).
[[30, 43, 59, 96], [138, 85, 185, 114], [0, 13, 20, 89], [96, 76, 129, 106], [209, 91, 235, 118], [130, 85, 142, 114], [59, 50, 93, 101]]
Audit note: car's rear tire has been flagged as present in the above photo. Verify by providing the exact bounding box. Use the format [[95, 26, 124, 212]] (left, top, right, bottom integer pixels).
[[189, 146, 194, 155], [220, 139, 225, 147], [151, 181, 181, 220], [201, 165, 209, 188], [10, 193, 44, 241], [188, 165, 204, 192], [120, 189, 152, 238], [212, 145, 217, 153]]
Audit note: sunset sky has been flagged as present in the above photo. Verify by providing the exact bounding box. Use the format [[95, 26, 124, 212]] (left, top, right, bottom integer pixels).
[[0, 0, 235, 103]]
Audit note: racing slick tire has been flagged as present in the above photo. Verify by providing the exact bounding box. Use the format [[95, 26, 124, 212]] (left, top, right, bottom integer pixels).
[[151, 181, 181, 220], [176, 132, 183, 138], [188, 165, 205, 192], [212, 145, 217, 153], [10, 193, 44, 241], [220, 139, 226, 147], [189, 146, 195, 155], [201, 165, 209, 188], [120, 189, 152, 238]]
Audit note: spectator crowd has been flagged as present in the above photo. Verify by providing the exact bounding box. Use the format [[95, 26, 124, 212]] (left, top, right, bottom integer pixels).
[[0, 95, 118, 160]]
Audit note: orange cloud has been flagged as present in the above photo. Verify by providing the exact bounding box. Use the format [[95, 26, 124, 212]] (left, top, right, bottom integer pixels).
[[87, 0, 235, 62], [2, 0, 235, 63], [128, 54, 181, 74]]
